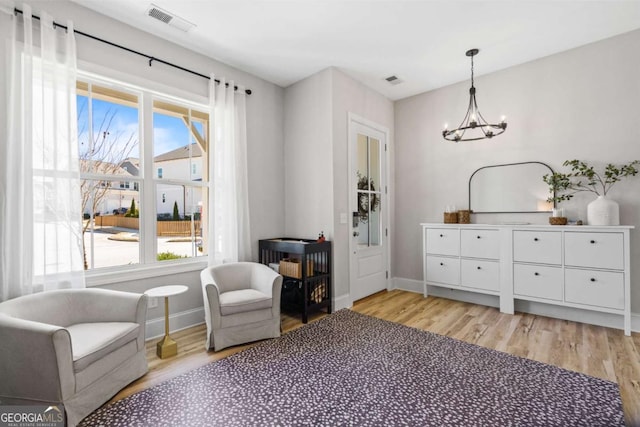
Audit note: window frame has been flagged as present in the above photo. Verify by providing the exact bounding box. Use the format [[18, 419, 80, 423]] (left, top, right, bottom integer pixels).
[[77, 71, 211, 285]]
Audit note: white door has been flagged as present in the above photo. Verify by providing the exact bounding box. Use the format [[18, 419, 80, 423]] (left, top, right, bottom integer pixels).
[[348, 114, 389, 303]]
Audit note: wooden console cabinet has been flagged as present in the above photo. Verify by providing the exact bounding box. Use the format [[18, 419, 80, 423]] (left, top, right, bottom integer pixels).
[[421, 223, 633, 335]]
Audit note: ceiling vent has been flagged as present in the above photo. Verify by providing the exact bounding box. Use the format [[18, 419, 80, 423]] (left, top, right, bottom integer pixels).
[[384, 75, 404, 85], [146, 4, 196, 32]]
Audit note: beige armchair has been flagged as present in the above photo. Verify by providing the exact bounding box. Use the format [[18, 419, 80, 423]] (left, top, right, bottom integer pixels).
[[201, 262, 282, 351], [0, 288, 148, 427]]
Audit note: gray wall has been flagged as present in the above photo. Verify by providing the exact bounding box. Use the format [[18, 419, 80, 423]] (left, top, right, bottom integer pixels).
[[394, 29, 640, 310], [284, 67, 394, 304], [0, 1, 285, 328]]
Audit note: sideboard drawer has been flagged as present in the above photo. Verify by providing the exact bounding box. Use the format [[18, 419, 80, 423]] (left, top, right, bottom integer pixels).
[[565, 268, 624, 310], [564, 232, 624, 270], [513, 263, 563, 301], [461, 229, 500, 260], [513, 231, 562, 265], [426, 228, 460, 256], [426, 255, 460, 286], [461, 259, 499, 292]]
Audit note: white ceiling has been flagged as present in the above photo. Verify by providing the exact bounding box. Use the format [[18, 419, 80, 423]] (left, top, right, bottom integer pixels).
[[70, 0, 640, 100]]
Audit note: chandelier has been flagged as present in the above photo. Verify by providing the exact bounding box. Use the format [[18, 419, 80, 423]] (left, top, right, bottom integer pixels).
[[443, 49, 507, 142]]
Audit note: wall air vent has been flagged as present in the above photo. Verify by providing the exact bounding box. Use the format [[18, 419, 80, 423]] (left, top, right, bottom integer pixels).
[[146, 4, 196, 32], [384, 75, 404, 85]]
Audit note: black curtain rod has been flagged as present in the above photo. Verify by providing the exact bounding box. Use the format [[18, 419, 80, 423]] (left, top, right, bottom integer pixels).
[[14, 7, 252, 95]]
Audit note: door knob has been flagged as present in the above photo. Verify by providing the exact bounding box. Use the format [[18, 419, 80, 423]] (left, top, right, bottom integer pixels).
[[353, 231, 359, 237]]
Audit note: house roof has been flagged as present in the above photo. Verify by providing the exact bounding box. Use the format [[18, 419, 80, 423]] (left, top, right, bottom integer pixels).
[[80, 159, 134, 177], [154, 143, 203, 163]]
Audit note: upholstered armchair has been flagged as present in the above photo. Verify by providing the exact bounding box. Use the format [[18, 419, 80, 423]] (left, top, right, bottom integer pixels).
[[201, 262, 282, 351], [0, 288, 148, 427]]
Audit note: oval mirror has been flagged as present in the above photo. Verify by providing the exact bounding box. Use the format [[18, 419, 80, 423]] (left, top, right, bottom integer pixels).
[[469, 161, 555, 213]]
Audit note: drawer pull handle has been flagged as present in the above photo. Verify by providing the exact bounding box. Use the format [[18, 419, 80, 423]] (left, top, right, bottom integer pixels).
[[476, 266, 481, 270], [534, 272, 539, 276], [439, 234, 444, 238], [534, 237, 539, 242], [590, 240, 596, 244], [590, 278, 596, 282], [440, 262, 444, 266], [476, 235, 481, 239]]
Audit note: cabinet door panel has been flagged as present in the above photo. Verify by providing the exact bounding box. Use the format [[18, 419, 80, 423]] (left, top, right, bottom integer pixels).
[[513, 231, 562, 265], [513, 263, 563, 301], [461, 229, 500, 260], [426, 228, 460, 256], [426, 255, 460, 286], [565, 269, 624, 310], [564, 232, 623, 270]]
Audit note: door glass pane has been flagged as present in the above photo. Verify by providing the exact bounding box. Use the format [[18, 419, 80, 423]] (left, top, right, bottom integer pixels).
[[369, 195, 381, 246], [369, 137, 380, 188], [357, 134, 369, 189], [355, 132, 382, 248]]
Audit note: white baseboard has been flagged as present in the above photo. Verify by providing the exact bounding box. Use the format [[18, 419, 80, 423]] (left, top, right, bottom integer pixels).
[[146, 307, 205, 340], [392, 276, 638, 334], [391, 277, 423, 294], [333, 293, 352, 311]]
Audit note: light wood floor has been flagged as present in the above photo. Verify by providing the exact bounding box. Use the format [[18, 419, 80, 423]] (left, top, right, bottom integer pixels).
[[112, 290, 640, 425]]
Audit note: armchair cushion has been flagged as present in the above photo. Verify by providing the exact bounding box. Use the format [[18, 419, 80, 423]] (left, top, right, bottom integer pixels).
[[67, 322, 140, 372], [219, 289, 272, 315]]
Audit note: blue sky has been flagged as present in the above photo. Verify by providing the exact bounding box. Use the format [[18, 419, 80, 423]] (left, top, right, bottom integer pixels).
[[77, 95, 200, 160]]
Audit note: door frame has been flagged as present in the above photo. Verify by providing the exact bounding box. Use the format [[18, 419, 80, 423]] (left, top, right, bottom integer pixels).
[[347, 112, 391, 305]]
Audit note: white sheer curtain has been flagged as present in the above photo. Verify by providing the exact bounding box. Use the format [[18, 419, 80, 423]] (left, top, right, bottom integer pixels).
[[1, 6, 85, 301], [207, 74, 251, 265]]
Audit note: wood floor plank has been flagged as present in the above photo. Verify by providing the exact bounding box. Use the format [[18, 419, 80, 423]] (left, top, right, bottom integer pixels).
[[108, 290, 639, 425]]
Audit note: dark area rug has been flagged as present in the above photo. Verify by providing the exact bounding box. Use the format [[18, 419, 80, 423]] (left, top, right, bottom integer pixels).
[[80, 309, 624, 426]]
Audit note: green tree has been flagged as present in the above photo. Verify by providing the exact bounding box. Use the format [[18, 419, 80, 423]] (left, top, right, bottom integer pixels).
[[125, 198, 138, 218], [173, 201, 180, 220]]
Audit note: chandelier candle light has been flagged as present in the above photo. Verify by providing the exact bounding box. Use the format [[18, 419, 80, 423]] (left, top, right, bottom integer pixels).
[[443, 49, 507, 142]]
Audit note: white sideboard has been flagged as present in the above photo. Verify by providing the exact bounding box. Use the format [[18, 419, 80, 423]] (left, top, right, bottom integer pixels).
[[421, 223, 633, 335]]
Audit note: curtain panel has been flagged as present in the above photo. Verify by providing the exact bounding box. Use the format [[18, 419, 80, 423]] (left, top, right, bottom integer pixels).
[[207, 74, 251, 265], [1, 5, 85, 301]]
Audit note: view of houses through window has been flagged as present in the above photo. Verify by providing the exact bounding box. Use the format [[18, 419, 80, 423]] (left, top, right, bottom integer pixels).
[[78, 78, 208, 270]]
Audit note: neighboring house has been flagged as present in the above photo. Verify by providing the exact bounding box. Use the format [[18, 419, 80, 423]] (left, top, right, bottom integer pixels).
[[81, 145, 204, 219], [80, 159, 139, 216], [154, 143, 204, 218]]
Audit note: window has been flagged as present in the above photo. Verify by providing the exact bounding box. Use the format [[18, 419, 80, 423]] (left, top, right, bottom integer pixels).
[[153, 99, 209, 261], [78, 76, 209, 271]]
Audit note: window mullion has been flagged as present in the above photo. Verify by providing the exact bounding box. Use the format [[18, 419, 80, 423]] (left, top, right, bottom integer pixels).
[[141, 92, 156, 264]]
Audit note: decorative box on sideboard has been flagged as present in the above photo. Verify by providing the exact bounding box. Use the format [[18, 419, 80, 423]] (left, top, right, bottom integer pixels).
[[259, 238, 332, 323]]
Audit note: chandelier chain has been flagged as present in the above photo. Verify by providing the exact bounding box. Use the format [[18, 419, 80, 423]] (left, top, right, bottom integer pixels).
[[470, 54, 474, 88]]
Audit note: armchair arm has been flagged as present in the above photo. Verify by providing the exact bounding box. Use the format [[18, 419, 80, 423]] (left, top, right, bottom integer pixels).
[[0, 314, 75, 402], [201, 268, 222, 329], [250, 264, 283, 317]]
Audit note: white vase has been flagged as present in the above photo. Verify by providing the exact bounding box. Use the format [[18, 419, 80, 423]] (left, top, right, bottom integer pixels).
[[587, 196, 619, 226]]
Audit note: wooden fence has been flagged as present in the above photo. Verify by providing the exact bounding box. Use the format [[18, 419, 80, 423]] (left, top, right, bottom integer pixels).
[[94, 216, 201, 237]]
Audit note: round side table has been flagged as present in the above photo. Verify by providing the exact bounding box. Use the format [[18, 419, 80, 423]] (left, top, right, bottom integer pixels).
[[144, 285, 188, 359]]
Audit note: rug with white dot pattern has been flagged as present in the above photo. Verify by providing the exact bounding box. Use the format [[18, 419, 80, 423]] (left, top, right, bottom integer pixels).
[[80, 309, 624, 426]]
